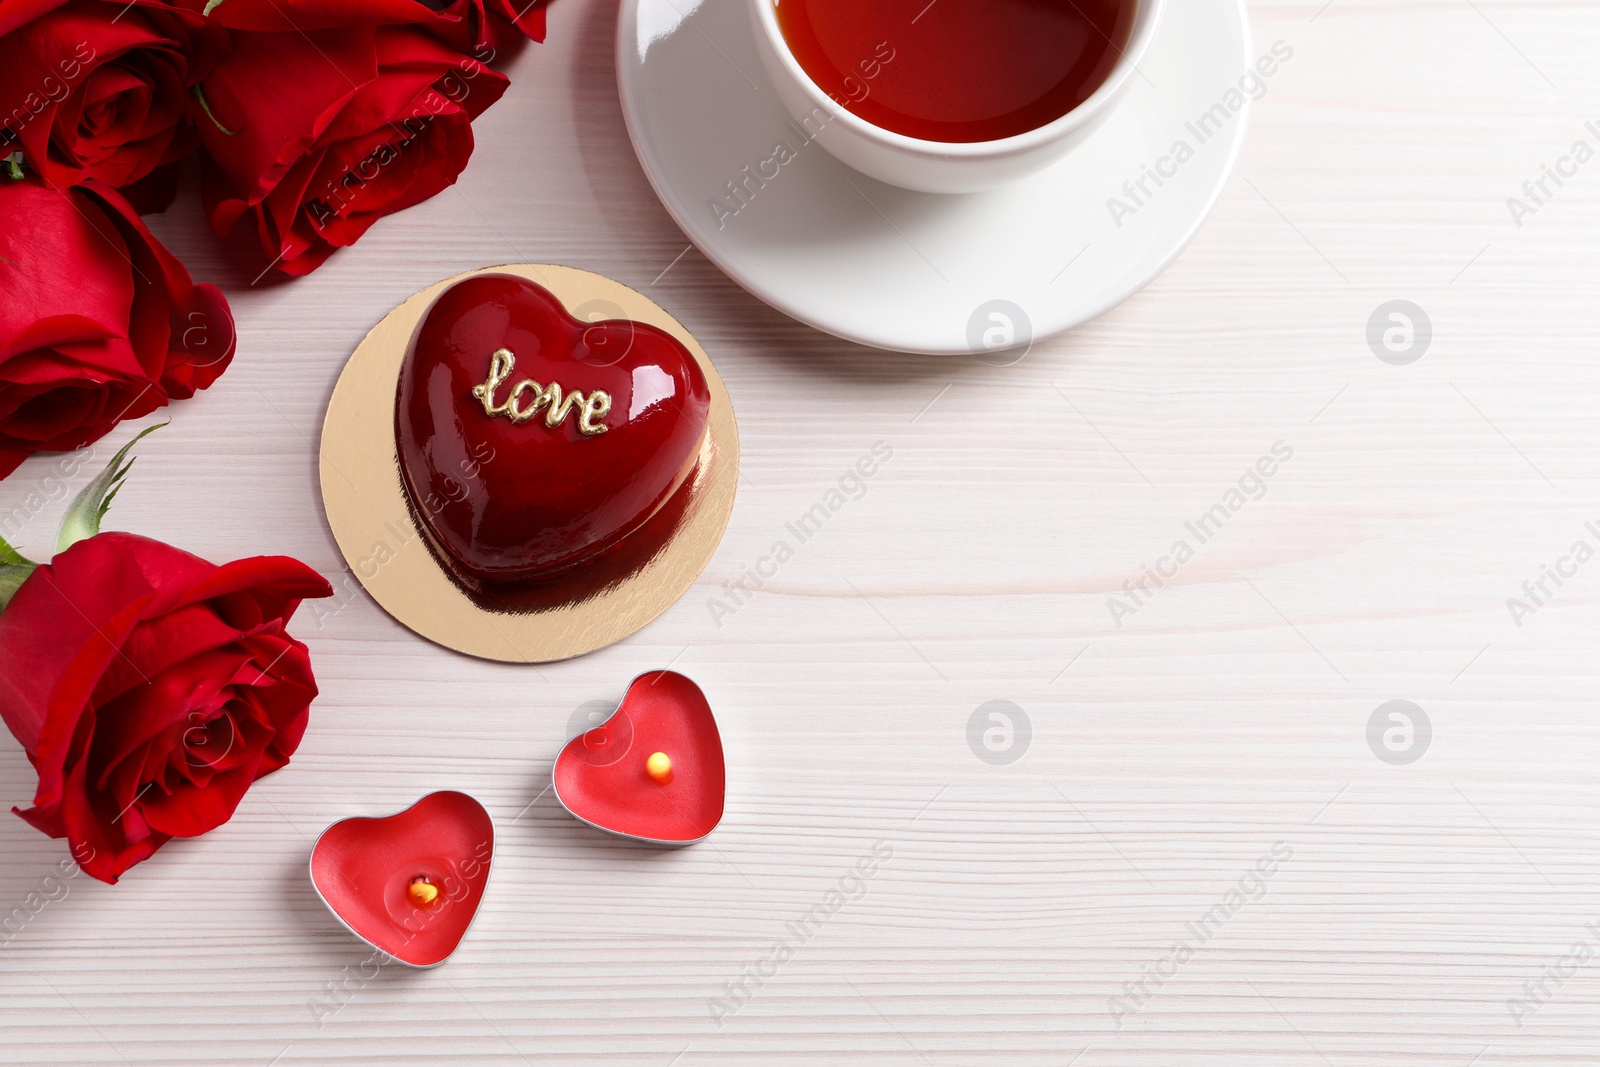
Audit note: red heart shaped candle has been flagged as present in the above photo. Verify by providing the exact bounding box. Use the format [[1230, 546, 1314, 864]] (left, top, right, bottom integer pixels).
[[309, 791, 494, 967], [554, 671, 726, 845], [395, 274, 711, 588]]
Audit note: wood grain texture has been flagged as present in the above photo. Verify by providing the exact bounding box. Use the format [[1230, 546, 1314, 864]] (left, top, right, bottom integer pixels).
[[3, 0, 1599, 1063]]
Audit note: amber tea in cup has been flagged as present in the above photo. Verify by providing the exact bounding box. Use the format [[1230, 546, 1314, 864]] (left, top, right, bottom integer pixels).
[[773, 0, 1135, 143]]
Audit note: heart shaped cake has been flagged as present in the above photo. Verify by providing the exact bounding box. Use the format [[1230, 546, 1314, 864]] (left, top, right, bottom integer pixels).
[[395, 274, 711, 588], [553, 671, 725, 845], [309, 791, 494, 967]]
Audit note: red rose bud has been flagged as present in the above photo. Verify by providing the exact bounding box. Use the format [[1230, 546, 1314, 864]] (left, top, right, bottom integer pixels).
[[0, 175, 235, 480], [195, 17, 508, 277], [0, 0, 229, 199], [0, 433, 332, 883]]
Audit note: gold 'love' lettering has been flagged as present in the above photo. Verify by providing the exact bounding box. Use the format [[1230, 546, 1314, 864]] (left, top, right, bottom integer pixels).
[[470, 348, 611, 436]]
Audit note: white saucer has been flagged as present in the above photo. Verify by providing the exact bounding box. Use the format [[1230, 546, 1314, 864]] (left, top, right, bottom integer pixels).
[[616, 0, 1253, 355]]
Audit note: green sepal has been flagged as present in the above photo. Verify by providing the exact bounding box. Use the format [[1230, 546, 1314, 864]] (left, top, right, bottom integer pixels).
[[0, 530, 34, 569], [0, 532, 38, 612], [0, 564, 35, 611], [56, 423, 164, 554], [2, 151, 23, 181]]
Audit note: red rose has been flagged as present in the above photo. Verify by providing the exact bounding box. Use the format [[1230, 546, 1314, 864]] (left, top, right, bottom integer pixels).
[[0, 0, 226, 202], [0, 0, 66, 39], [0, 176, 234, 480], [0, 531, 332, 883], [195, 5, 508, 276], [196, 0, 549, 53], [427, 0, 549, 55], [483, 0, 547, 42]]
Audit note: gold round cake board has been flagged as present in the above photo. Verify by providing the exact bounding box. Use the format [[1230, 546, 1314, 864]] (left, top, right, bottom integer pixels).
[[318, 264, 739, 663]]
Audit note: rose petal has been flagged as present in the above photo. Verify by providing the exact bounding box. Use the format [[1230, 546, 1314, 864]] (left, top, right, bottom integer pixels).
[[1, 532, 330, 882], [0, 0, 68, 37], [202, 0, 452, 32], [0, 182, 135, 360], [0, 2, 199, 189], [117, 159, 184, 215], [195, 26, 377, 212]]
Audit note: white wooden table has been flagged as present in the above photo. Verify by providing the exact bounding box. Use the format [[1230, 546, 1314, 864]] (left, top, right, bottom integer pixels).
[[4, 1, 1599, 1062]]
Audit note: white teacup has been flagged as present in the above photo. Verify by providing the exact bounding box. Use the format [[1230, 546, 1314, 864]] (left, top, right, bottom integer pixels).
[[749, 0, 1167, 194]]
